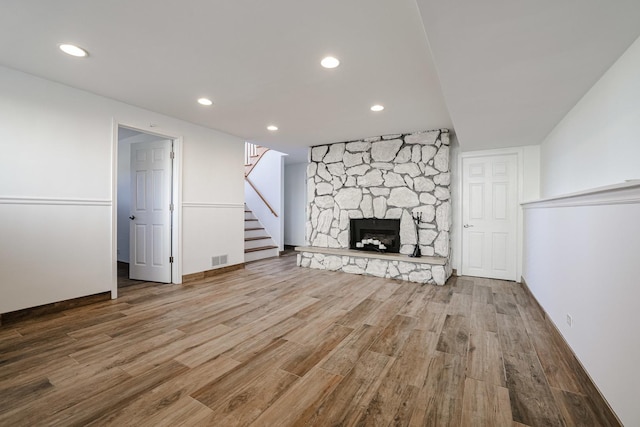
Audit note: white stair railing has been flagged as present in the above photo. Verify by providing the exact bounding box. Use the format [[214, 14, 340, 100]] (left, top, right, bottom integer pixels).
[[244, 142, 258, 166]]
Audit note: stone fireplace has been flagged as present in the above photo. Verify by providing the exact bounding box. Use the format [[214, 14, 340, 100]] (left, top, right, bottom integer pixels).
[[296, 129, 452, 285]]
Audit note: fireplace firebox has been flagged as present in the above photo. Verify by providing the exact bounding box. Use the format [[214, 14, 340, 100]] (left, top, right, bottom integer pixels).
[[349, 218, 401, 253]]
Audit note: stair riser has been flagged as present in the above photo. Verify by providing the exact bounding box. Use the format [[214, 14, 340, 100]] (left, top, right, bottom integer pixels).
[[245, 248, 279, 263], [245, 238, 276, 250], [245, 229, 267, 238], [244, 211, 256, 220]]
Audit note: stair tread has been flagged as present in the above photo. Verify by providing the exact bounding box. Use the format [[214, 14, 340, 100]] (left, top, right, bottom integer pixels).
[[244, 219, 259, 221], [244, 245, 278, 253], [245, 236, 271, 241], [245, 227, 265, 231]]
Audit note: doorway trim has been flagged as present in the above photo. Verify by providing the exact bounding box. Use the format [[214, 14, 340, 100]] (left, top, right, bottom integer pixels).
[[111, 120, 183, 299], [457, 147, 524, 282]]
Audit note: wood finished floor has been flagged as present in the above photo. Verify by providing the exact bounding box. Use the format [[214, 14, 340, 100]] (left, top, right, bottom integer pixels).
[[117, 261, 148, 288], [0, 253, 618, 426]]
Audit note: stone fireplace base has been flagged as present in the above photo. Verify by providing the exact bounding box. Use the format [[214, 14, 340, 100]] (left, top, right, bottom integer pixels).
[[295, 246, 452, 285]]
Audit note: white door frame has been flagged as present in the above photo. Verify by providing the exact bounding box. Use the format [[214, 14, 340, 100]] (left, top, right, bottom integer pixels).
[[457, 147, 524, 282], [111, 120, 183, 299]]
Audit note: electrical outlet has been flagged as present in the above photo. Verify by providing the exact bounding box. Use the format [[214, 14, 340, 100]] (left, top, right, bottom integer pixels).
[[566, 314, 573, 327]]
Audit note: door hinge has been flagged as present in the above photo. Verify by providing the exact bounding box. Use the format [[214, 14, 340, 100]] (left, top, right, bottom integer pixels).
[[169, 256, 174, 263], [170, 203, 174, 211], [170, 151, 175, 159]]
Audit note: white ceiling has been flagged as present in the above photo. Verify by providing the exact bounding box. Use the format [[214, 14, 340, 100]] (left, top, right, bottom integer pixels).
[[416, 0, 640, 151], [1, 1, 640, 163]]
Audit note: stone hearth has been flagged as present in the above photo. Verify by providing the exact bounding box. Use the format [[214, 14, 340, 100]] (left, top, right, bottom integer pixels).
[[297, 129, 452, 285]]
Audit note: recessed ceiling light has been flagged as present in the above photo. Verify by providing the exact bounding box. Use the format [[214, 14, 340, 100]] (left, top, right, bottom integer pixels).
[[59, 44, 88, 57], [321, 56, 340, 69], [267, 125, 278, 131], [371, 104, 384, 112], [197, 98, 213, 106]]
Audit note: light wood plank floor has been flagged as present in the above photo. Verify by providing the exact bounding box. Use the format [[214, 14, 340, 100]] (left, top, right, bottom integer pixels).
[[0, 253, 619, 426]]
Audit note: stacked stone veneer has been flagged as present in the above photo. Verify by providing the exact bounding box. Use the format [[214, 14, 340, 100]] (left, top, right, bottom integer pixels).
[[297, 129, 452, 285]]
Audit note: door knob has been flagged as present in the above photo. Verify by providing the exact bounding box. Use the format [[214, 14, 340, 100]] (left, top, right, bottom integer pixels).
[[463, 224, 474, 228], [129, 215, 136, 220]]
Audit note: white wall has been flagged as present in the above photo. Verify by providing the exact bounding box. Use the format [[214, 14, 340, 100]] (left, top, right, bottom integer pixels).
[[521, 146, 541, 202], [524, 35, 640, 425], [245, 149, 285, 251], [523, 189, 640, 426], [449, 134, 460, 272], [284, 162, 307, 246], [540, 35, 640, 198], [0, 66, 245, 314]]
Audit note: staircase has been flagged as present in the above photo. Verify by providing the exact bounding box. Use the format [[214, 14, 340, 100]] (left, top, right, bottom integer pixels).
[[244, 142, 280, 262], [244, 205, 279, 262]]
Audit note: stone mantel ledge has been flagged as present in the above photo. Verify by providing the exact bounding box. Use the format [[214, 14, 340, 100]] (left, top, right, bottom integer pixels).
[[521, 180, 640, 209], [294, 246, 447, 265], [295, 246, 451, 285]]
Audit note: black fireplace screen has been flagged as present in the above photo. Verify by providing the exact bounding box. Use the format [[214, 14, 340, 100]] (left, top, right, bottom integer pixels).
[[349, 218, 401, 253]]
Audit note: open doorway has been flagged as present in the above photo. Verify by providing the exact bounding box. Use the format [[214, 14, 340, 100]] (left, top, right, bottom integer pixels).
[[116, 126, 176, 288]]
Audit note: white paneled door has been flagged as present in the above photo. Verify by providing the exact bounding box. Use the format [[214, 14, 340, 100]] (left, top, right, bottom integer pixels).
[[130, 140, 173, 283], [462, 154, 517, 281]]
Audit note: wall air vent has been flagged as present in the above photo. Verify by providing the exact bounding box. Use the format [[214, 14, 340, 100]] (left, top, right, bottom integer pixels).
[[212, 255, 229, 267]]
